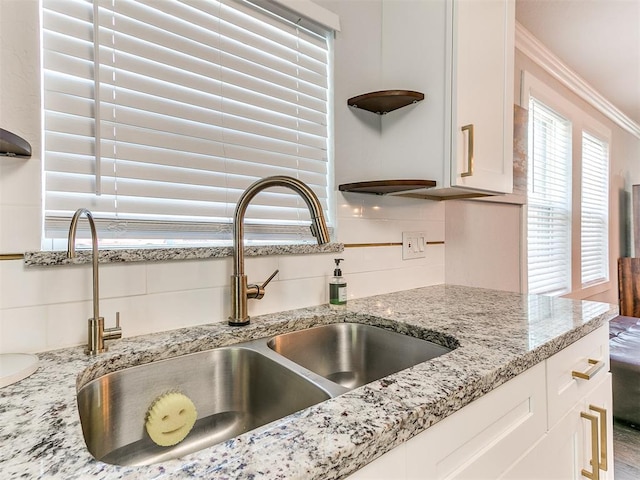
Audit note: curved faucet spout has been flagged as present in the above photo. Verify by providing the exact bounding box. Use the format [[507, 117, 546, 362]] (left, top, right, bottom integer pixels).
[[68, 208, 100, 323], [67, 208, 121, 354], [230, 176, 330, 326]]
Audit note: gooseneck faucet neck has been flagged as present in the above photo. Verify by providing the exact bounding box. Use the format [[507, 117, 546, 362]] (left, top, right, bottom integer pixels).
[[230, 176, 330, 326], [68, 208, 100, 323], [67, 208, 122, 354]]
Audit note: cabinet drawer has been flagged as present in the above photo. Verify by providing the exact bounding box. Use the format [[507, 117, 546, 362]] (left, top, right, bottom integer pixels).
[[546, 324, 609, 428]]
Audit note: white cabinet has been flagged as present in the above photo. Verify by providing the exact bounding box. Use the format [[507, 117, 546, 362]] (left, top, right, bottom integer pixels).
[[404, 361, 546, 479], [346, 325, 613, 480], [341, 0, 514, 198], [448, 0, 514, 195], [545, 323, 611, 427], [504, 325, 613, 480], [584, 375, 614, 480], [503, 375, 613, 480], [348, 361, 547, 480]]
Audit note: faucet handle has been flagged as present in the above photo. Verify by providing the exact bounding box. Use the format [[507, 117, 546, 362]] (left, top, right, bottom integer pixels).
[[261, 269, 279, 289], [103, 311, 122, 341], [248, 269, 279, 300]]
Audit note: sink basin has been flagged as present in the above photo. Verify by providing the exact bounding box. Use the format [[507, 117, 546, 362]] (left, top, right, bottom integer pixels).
[[267, 323, 452, 389], [77, 322, 454, 466], [77, 346, 330, 466]]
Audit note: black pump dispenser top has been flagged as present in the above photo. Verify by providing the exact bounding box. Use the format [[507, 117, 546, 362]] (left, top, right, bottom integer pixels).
[[334, 258, 344, 276]]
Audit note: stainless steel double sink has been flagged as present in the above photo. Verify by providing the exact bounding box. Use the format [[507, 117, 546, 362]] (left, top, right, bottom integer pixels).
[[77, 322, 453, 466]]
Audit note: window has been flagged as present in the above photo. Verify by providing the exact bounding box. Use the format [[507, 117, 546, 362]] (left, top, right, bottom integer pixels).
[[527, 98, 572, 295], [523, 72, 610, 297], [42, 0, 334, 248], [581, 131, 609, 286]]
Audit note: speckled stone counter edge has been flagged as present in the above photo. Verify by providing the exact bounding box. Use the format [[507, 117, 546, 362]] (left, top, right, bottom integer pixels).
[[24, 242, 344, 266], [0, 285, 618, 480]]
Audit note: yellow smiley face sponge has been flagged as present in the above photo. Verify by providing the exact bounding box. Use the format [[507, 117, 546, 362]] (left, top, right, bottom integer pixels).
[[145, 391, 197, 447]]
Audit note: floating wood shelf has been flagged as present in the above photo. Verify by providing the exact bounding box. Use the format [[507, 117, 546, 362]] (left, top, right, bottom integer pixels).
[[0, 128, 31, 158], [338, 179, 437, 195], [347, 90, 424, 115]]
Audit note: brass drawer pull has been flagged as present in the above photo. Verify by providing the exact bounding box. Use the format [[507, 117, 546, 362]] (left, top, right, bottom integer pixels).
[[580, 412, 600, 480], [461, 124, 474, 177], [589, 405, 608, 471], [572, 359, 604, 380]]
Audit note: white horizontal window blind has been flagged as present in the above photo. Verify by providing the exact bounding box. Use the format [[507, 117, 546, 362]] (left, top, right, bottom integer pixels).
[[527, 97, 572, 296], [42, 0, 332, 246], [581, 131, 609, 286]]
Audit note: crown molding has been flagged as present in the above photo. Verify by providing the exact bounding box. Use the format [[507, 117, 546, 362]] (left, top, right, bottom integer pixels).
[[515, 22, 640, 140]]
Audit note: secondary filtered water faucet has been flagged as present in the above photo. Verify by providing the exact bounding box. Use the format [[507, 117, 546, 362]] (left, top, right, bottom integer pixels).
[[229, 176, 330, 326], [67, 208, 122, 354]]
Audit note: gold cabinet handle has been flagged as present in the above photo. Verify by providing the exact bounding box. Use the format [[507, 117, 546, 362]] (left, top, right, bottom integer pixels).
[[461, 124, 474, 177], [589, 405, 608, 471], [580, 412, 600, 480], [572, 359, 604, 380]]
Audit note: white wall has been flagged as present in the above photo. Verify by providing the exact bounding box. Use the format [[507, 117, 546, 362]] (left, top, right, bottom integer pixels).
[[445, 200, 522, 293], [0, 0, 445, 354]]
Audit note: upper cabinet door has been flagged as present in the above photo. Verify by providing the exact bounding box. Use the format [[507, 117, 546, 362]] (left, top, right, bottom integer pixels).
[[449, 0, 515, 194]]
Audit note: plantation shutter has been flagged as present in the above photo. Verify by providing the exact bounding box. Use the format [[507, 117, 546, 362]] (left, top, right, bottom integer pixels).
[[581, 131, 609, 286], [527, 97, 572, 296], [42, 0, 332, 243]]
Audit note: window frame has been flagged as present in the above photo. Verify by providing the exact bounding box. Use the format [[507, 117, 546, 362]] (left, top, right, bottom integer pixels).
[[521, 71, 612, 299]]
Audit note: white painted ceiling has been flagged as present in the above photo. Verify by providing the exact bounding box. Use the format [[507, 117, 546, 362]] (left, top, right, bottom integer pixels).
[[516, 0, 640, 127]]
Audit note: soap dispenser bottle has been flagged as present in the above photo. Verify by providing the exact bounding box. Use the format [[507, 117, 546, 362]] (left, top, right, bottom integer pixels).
[[329, 258, 347, 308]]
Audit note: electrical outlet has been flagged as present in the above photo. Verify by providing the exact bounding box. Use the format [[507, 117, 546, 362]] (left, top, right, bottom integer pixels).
[[402, 231, 426, 260]]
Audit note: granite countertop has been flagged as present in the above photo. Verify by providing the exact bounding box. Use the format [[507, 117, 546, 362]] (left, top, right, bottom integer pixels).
[[0, 285, 617, 479]]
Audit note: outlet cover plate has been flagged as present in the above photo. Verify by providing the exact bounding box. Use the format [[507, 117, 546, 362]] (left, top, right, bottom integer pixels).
[[402, 231, 426, 260]]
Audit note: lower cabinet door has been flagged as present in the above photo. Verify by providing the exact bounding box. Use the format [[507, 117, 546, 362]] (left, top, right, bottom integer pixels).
[[503, 373, 613, 480], [346, 362, 546, 480], [581, 374, 614, 480], [502, 403, 585, 479], [404, 362, 546, 480]]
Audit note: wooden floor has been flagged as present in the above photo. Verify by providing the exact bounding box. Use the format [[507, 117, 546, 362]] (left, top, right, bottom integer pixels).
[[614, 420, 640, 479]]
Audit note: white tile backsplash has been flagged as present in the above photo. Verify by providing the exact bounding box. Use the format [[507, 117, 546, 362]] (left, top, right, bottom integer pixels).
[[243, 255, 281, 285], [249, 276, 329, 316], [99, 263, 148, 298], [98, 295, 150, 338], [0, 194, 445, 353], [146, 257, 230, 293], [1, 306, 48, 353], [145, 287, 227, 332], [45, 301, 96, 351], [1, 261, 87, 309], [277, 253, 334, 280]]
